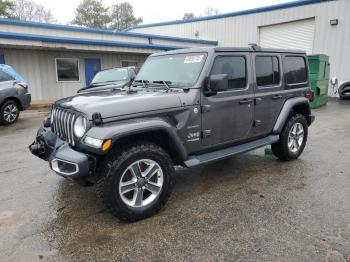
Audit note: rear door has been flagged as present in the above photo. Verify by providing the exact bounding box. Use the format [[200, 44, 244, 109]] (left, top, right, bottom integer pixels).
[[252, 53, 285, 137], [0, 68, 16, 102], [201, 53, 254, 147], [0, 54, 5, 64]]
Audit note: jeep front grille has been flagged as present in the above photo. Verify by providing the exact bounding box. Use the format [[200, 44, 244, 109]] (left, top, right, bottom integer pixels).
[[51, 107, 77, 146]]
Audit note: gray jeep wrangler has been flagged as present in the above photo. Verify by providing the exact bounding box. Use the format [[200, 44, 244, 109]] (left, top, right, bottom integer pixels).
[[30, 45, 315, 222]]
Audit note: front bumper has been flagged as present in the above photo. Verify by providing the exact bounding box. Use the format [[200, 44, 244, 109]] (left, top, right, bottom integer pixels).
[[29, 127, 92, 178]]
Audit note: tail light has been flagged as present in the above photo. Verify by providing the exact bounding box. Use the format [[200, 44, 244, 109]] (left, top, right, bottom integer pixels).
[[16, 82, 28, 92], [307, 90, 314, 102]]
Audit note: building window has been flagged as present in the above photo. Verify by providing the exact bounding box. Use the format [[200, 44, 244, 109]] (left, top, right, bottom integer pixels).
[[121, 61, 138, 67], [284, 56, 307, 85], [56, 58, 79, 82], [211, 56, 246, 89], [255, 56, 280, 87]]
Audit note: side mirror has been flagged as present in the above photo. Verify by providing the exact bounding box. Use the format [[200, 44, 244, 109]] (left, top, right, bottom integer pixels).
[[130, 76, 135, 82], [208, 74, 228, 92]]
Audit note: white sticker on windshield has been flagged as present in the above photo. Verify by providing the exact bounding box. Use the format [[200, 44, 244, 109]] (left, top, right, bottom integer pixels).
[[184, 55, 203, 64]]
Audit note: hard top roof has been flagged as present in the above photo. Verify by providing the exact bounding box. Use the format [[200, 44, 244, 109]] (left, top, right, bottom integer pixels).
[[151, 46, 306, 56]]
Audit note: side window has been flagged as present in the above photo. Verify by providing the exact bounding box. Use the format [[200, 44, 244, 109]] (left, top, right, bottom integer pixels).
[[255, 56, 280, 87], [0, 69, 13, 82], [211, 56, 246, 89], [284, 56, 307, 85]]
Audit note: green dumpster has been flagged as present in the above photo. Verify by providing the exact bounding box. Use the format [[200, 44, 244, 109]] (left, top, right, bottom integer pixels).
[[307, 54, 330, 109]]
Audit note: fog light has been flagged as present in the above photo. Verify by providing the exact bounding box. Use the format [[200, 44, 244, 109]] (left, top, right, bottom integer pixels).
[[84, 136, 103, 148]]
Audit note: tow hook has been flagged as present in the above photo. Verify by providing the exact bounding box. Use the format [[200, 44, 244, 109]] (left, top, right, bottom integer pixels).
[[29, 140, 46, 157]]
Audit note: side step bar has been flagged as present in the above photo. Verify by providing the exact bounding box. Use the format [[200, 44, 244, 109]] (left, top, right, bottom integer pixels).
[[184, 135, 279, 168]]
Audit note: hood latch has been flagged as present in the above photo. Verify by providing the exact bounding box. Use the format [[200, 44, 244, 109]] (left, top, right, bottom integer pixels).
[[92, 112, 103, 126]]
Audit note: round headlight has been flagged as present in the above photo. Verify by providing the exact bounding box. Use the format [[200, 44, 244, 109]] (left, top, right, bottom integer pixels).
[[74, 116, 87, 138]]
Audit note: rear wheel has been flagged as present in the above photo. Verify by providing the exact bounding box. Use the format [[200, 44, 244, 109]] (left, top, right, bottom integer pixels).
[[0, 100, 20, 125], [101, 142, 175, 222], [271, 113, 308, 161]]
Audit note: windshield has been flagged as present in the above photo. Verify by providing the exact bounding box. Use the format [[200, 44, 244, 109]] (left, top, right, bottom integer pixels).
[[135, 53, 206, 86], [91, 68, 129, 85]]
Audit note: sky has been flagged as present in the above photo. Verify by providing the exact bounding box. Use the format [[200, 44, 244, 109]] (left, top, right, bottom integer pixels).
[[33, 0, 294, 25]]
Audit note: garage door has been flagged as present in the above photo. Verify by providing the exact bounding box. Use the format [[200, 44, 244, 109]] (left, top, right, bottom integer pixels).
[[259, 19, 315, 54]]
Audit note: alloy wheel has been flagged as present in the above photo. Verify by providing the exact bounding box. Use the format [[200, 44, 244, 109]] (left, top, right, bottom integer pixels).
[[3, 104, 19, 123], [119, 159, 164, 208], [288, 122, 304, 153]]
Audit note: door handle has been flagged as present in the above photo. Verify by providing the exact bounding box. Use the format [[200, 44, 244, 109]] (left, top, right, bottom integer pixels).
[[272, 95, 283, 100], [255, 97, 263, 105], [239, 99, 253, 105]]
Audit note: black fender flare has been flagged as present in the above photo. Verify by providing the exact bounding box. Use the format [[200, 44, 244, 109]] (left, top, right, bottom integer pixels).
[[85, 117, 188, 161], [273, 97, 313, 134]]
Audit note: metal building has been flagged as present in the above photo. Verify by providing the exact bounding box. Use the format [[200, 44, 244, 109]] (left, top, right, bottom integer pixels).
[[0, 19, 217, 103], [126, 0, 350, 93]]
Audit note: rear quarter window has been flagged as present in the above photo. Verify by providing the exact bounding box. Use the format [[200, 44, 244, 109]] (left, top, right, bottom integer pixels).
[[284, 56, 308, 85], [0, 69, 13, 82]]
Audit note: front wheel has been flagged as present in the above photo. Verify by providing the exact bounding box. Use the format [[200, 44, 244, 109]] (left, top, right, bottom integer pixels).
[[271, 113, 308, 161], [101, 143, 175, 222]]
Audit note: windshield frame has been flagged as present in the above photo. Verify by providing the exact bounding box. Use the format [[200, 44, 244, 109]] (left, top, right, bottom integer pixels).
[[134, 52, 208, 88]]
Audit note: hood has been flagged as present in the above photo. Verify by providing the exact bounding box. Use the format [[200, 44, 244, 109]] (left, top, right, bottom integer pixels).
[[55, 89, 183, 119]]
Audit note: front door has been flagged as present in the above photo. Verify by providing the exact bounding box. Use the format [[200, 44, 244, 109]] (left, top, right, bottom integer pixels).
[[201, 53, 254, 147], [84, 58, 101, 86]]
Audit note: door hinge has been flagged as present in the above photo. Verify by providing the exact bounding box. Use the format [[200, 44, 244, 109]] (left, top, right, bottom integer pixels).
[[253, 120, 262, 127], [201, 105, 211, 113], [202, 130, 212, 138]]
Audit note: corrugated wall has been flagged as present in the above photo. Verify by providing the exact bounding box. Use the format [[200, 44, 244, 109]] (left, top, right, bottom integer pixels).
[[3, 49, 148, 102], [131, 0, 350, 88]]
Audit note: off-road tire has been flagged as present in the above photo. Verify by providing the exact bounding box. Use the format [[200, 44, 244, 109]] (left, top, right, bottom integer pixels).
[[0, 100, 20, 125], [271, 113, 308, 161], [101, 142, 175, 222]]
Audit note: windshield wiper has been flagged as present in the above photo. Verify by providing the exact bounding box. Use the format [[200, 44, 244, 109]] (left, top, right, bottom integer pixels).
[[77, 80, 123, 92], [133, 79, 149, 88], [91, 80, 123, 85], [152, 80, 171, 91]]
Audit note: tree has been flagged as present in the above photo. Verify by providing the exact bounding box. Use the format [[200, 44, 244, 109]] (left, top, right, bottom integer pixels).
[[72, 0, 110, 29], [10, 0, 55, 23], [109, 2, 142, 31], [183, 13, 195, 20], [0, 0, 14, 18]]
